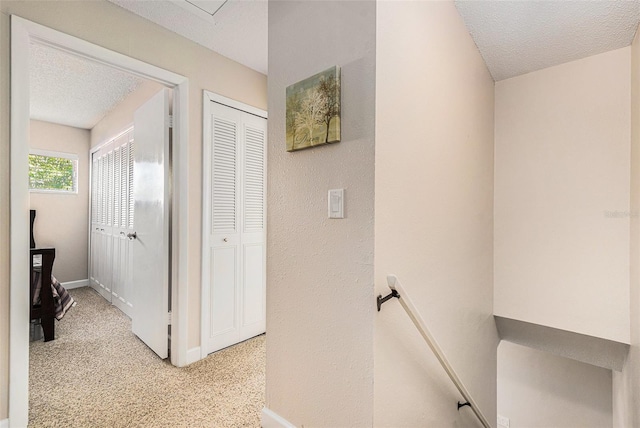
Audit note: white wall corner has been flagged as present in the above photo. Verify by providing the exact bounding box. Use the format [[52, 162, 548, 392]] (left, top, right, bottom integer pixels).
[[186, 347, 201, 365], [261, 407, 296, 428], [60, 279, 89, 290], [0, 418, 9, 428]]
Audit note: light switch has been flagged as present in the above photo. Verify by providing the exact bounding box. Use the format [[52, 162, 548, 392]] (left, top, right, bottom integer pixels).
[[328, 189, 344, 219]]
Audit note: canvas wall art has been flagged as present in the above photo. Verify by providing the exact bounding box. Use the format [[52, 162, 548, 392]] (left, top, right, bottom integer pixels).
[[286, 66, 341, 152]]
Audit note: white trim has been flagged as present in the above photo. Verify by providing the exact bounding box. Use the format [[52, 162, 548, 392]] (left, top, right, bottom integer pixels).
[[28, 149, 79, 194], [60, 279, 89, 290], [261, 408, 297, 428], [29, 148, 79, 160], [29, 188, 78, 195], [10, 16, 31, 428], [207, 92, 268, 119], [186, 347, 202, 365], [10, 16, 191, 426], [0, 418, 9, 428], [200, 91, 268, 358]]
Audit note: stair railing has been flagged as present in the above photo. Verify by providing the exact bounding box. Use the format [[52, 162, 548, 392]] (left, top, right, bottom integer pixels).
[[377, 274, 492, 428]]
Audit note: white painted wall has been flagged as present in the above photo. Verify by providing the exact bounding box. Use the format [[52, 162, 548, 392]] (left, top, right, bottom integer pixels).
[[375, 2, 497, 426], [0, 0, 266, 419], [494, 47, 632, 344], [29, 120, 90, 283], [613, 25, 640, 428], [266, 1, 376, 426], [498, 341, 612, 428]]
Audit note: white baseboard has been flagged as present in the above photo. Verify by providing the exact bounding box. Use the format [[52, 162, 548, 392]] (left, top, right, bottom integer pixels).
[[186, 347, 201, 365], [0, 418, 9, 428], [261, 407, 296, 428], [61, 279, 89, 290]]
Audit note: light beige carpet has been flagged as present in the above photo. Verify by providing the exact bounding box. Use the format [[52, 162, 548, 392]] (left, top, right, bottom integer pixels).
[[29, 287, 265, 428]]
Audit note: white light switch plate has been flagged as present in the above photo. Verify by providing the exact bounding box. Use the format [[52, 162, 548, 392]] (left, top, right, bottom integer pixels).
[[497, 415, 510, 428], [328, 189, 344, 219]]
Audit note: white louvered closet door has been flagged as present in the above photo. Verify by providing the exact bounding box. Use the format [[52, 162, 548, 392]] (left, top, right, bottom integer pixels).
[[89, 129, 135, 315], [111, 131, 134, 318], [92, 145, 113, 302], [90, 154, 101, 290], [205, 101, 267, 354]]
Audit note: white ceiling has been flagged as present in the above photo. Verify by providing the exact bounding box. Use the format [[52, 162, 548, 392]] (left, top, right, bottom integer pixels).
[[28, 0, 640, 129], [30, 43, 145, 129], [455, 0, 640, 81], [106, 0, 268, 75]]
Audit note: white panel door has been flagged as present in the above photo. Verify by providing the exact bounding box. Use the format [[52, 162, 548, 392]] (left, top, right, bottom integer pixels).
[[90, 129, 135, 318], [208, 110, 241, 352], [239, 119, 266, 340], [204, 100, 266, 355], [91, 145, 113, 302], [131, 89, 170, 359], [111, 133, 134, 318]]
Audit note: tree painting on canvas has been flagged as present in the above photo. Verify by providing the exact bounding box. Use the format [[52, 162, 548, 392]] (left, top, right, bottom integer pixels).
[[286, 66, 341, 152]]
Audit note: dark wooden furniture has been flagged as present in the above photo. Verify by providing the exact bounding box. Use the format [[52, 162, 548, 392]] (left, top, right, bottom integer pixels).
[[30, 209, 36, 249], [30, 248, 56, 342]]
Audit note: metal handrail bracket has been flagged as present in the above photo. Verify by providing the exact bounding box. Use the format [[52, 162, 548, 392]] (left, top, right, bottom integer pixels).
[[377, 274, 492, 428]]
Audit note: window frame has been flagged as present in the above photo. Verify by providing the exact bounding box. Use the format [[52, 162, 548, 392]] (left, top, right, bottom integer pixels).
[[28, 148, 79, 194]]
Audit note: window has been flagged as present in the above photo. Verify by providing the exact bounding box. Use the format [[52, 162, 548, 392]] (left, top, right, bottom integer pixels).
[[29, 149, 78, 194]]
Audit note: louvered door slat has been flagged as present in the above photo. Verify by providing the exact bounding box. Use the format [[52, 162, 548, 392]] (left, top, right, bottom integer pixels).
[[128, 140, 135, 229], [108, 151, 115, 226], [243, 126, 265, 232], [121, 142, 128, 228], [212, 117, 237, 233], [92, 157, 98, 223], [114, 148, 121, 228], [101, 155, 107, 225]]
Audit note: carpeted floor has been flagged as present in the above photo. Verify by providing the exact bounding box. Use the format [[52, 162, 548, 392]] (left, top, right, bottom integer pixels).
[[29, 287, 265, 428]]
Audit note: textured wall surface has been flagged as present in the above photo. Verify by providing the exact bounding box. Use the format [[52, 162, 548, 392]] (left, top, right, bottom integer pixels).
[[494, 47, 631, 343], [498, 341, 613, 428], [266, 1, 376, 426], [374, 2, 497, 426], [29, 120, 90, 283], [0, 0, 266, 419]]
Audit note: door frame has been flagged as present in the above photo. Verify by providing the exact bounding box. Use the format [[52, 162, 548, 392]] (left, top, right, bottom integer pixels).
[[10, 16, 190, 426], [200, 91, 267, 358]]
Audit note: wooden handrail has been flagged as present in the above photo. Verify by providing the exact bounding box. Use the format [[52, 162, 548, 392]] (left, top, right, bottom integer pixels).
[[378, 274, 492, 428]]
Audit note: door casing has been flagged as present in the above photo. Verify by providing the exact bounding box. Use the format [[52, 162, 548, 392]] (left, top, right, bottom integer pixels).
[[10, 16, 190, 427]]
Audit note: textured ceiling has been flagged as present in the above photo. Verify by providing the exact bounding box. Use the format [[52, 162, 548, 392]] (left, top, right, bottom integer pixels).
[[455, 0, 640, 81], [106, 0, 268, 75], [30, 43, 144, 129]]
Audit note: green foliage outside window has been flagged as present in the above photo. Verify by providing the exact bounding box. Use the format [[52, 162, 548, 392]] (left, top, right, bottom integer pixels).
[[29, 153, 77, 192]]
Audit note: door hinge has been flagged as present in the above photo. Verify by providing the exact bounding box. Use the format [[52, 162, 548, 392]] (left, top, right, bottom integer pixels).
[[168, 311, 172, 325], [168, 114, 174, 128]]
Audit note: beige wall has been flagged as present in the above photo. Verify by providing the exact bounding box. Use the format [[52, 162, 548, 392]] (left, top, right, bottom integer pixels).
[[91, 80, 164, 149], [614, 26, 640, 428], [494, 47, 631, 344], [29, 120, 90, 283], [374, 2, 497, 426], [266, 1, 376, 426], [0, 0, 267, 419], [498, 341, 612, 428]]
